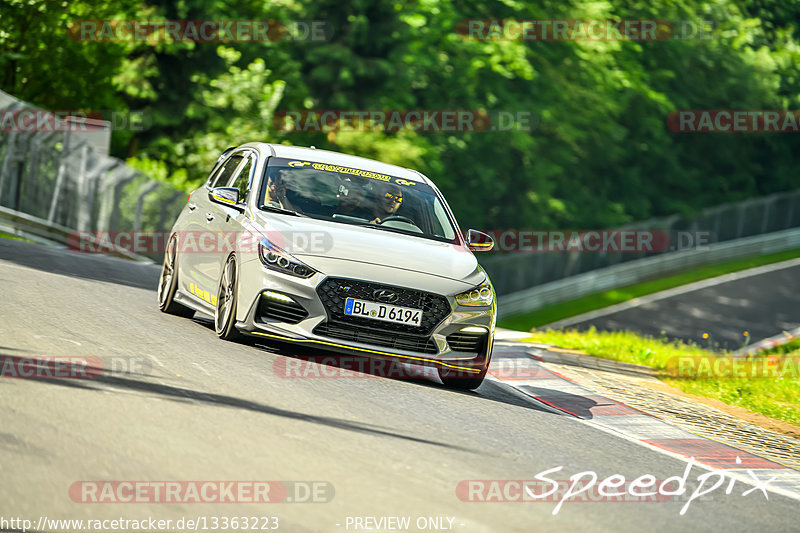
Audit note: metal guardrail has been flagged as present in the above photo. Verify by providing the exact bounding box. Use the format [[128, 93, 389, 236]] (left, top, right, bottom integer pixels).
[[0, 205, 155, 262], [734, 326, 800, 357], [480, 189, 800, 296], [497, 227, 800, 318]]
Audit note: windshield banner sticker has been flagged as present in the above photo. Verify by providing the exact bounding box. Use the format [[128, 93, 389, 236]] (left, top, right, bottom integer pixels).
[[285, 160, 416, 187]]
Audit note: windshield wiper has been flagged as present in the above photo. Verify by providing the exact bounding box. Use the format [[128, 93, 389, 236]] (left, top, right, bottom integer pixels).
[[355, 223, 453, 243], [356, 223, 423, 237], [259, 205, 308, 217]]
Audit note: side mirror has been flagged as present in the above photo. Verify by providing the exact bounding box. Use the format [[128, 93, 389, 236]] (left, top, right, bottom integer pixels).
[[466, 229, 494, 252], [209, 187, 244, 212]]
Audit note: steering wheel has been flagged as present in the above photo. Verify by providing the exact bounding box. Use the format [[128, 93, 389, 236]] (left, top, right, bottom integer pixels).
[[378, 215, 417, 225]]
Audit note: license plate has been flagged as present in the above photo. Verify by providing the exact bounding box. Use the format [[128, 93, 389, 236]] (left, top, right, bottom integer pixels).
[[344, 297, 422, 327]]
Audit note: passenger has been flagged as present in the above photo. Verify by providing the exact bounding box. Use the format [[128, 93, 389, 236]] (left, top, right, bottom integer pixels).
[[368, 183, 403, 224]]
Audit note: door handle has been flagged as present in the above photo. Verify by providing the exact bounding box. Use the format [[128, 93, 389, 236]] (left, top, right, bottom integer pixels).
[[188, 203, 197, 211], [206, 213, 214, 222]]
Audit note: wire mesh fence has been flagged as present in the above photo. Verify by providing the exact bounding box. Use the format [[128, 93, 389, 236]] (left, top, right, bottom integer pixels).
[[0, 89, 186, 253], [479, 190, 800, 296]]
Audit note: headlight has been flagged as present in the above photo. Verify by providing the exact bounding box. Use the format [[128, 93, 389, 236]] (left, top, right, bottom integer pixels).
[[455, 281, 494, 307], [258, 238, 316, 278]]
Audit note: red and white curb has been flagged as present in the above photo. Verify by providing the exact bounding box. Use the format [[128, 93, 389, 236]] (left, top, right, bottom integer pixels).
[[487, 344, 800, 502], [734, 326, 800, 356]]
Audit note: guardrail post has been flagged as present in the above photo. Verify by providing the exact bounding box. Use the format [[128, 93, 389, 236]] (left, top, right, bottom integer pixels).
[[0, 131, 18, 205], [74, 144, 90, 229]]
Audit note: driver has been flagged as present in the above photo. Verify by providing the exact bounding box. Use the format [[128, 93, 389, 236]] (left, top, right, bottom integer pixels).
[[369, 183, 403, 224], [265, 169, 296, 210], [264, 169, 320, 214]]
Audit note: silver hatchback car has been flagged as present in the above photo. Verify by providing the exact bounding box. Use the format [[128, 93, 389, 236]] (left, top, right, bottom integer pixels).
[[158, 143, 496, 389]]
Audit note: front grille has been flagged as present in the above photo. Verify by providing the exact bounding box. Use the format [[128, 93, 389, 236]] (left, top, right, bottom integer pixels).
[[256, 293, 308, 324], [446, 332, 487, 353], [316, 277, 451, 336], [313, 323, 438, 354]]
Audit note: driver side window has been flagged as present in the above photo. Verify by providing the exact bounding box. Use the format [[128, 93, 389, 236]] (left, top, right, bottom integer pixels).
[[210, 155, 243, 189], [228, 155, 254, 203]]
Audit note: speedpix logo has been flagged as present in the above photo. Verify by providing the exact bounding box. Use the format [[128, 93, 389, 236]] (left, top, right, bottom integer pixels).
[[457, 458, 775, 515]]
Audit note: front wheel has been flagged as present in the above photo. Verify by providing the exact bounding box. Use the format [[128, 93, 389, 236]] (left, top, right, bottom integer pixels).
[[438, 363, 488, 391], [215, 254, 245, 341]]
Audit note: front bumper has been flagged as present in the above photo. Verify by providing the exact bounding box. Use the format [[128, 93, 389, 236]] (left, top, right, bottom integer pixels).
[[235, 259, 495, 374]]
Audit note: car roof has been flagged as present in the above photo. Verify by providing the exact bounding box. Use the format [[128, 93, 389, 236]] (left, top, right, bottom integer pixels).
[[240, 142, 433, 186]]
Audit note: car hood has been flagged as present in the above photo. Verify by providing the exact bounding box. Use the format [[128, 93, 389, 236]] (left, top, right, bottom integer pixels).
[[249, 211, 483, 288]]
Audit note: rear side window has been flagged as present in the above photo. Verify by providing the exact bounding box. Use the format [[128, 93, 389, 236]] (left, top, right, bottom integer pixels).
[[210, 155, 243, 189]]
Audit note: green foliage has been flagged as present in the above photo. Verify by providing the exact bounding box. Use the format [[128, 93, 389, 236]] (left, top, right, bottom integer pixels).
[[3, 0, 800, 230]]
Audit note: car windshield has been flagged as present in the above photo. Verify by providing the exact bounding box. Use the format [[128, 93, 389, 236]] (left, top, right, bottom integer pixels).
[[258, 157, 459, 243]]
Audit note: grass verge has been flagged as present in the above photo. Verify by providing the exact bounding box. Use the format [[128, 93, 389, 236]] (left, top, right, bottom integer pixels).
[[0, 229, 31, 242], [498, 247, 800, 330], [521, 328, 800, 427]]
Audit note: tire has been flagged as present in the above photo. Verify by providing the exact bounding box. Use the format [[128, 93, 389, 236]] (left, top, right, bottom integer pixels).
[[158, 235, 194, 318], [438, 363, 488, 391], [215, 254, 245, 341]]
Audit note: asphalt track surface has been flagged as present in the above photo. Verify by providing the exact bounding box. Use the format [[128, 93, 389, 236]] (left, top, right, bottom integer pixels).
[[555, 261, 800, 351], [1, 239, 798, 532]]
